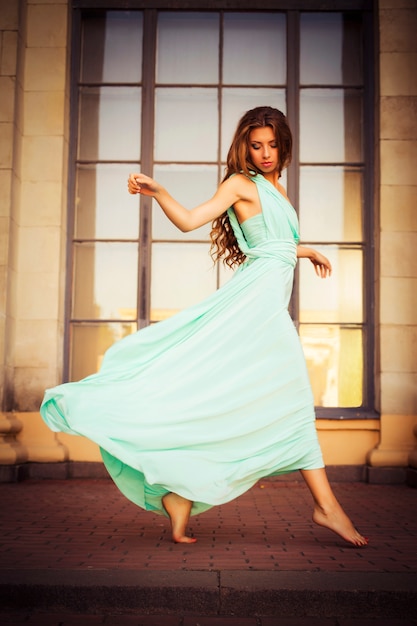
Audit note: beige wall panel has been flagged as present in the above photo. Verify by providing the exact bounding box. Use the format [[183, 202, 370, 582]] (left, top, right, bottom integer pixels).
[[380, 52, 417, 96], [380, 185, 417, 231], [14, 319, 60, 368], [0, 0, 19, 30], [0, 169, 12, 217], [380, 276, 417, 324], [24, 91, 65, 136], [27, 4, 67, 48], [367, 413, 417, 467], [380, 373, 417, 414], [21, 136, 64, 181], [5, 266, 16, 317], [13, 367, 58, 412], [318, 429, 380, 465], [380, 231, 417, 277], [16, 271, 59, 319], [379, 8, 417, 52], [16, 411, 67, 462], [20, 181, 63, 226], [380, 139, 417, 185], [0, 122, 13, 167], [381, 325, 417, 372], [14, 81, 23, 134], [0, 76, 15, 121], [17, 226, 61, 274], [24, 47, 66, 91], [8, 192, 19, 269], [380, 96, 417, 139], [0, 216, 9, 265], [1, 30, 18, 75], [57, 433, 103, 462], [0, 265, 6, 314]]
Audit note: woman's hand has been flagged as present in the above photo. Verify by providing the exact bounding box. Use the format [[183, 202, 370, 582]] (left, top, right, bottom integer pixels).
[[297, 246, 332, 278], [127, 172, 160, 196], [309, 249, 332, 278]]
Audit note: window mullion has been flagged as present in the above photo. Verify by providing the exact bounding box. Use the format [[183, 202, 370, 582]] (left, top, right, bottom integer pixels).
[[286, 10, 300, 323], [138, 9, 157, 328]]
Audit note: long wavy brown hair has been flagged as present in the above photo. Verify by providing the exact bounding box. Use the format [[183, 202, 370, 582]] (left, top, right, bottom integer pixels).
[[210, 106, 293, 268]]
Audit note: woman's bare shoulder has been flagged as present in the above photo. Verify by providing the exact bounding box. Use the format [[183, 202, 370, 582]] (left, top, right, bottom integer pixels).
[[224, 173, 257, 199]]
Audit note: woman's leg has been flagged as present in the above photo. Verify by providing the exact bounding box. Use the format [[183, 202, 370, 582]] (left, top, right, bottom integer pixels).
[[300, 468, 368, 546], [162, 492, 197, 544]]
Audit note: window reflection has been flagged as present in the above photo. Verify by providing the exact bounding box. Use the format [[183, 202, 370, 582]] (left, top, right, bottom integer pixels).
[[300, 89, 362, 163], [299, 166, 363, 242], [223, 13, 286, 85], [155, 88, 218, 161], [73, 242, 138, 320], [81, 11, 143, 84], [157, 12, 219, 84], [300, 13, 362, 86], [151, 243, 217, 320], [152, 165, 218, 241], [299, 246, 363, 323], [78, 87, 141, 161], [300, 325, 363, 407], [76, 164, 140, 239], [71, 322, 137, 380]]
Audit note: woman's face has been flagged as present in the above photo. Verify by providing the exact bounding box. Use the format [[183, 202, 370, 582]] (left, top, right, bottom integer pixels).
[[248, 126, 279, 175]]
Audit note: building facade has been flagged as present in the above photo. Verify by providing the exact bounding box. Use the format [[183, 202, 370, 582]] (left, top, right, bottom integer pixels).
[[0, 0, 416, 482]]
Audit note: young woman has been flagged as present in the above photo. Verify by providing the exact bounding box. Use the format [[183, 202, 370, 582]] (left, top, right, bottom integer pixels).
[[41, 107, 368, 547]]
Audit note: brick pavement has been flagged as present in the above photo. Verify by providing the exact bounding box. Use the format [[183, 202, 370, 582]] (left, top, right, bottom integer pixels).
[[0, 478, 416, 624], [0, 613, 416, 626]]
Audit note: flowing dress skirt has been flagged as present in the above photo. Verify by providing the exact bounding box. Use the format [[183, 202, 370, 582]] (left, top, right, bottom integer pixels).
[[40, 175, 324, 516]]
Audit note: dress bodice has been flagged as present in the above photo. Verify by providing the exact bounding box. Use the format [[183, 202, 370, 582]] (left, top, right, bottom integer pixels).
[[240, 213, 267, 248], [227, 174, 300, 268]]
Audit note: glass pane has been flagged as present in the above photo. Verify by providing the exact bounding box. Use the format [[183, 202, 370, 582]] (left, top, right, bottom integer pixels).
[[299, 325, 363, 408], [299, 246, 363, 323], [156, 12, 219, 84], [70, 322, 137, 380], [81, 11, 143, 84], [299, 167, 363, 242], [221, 88, 286, 161], [72, 242, 138, 319], [75, 164, 140, 239], [300, 13, 362, 86], [151, 243, 216, 320], [152, 165, 218, 241], [300, 89, 362, 163], [223, 13, 286, 85], [78, 86, 141, 161], [155, 88, 218, 161]]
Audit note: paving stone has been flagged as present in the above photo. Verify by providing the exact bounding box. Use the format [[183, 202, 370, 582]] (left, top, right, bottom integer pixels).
[[0, 479, 416, 623]]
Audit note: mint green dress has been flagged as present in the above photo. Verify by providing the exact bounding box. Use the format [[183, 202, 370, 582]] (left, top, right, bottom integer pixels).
[[40, 174, 324, 516]]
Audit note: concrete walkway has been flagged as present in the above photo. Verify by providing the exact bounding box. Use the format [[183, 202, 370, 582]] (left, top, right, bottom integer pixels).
[[0, 477, 416, 625]]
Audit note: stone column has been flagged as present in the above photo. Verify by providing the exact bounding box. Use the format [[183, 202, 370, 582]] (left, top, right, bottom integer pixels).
[[367, 1, 417, 474], [0, 0, 69, 466]]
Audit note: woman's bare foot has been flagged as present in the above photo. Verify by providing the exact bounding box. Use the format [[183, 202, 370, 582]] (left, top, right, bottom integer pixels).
[[162, 492, 197, 544], [312, 501, 368, 547], [300, 469, 368, 547]]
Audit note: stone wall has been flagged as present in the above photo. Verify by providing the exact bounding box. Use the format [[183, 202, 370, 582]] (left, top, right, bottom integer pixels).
[[367, 0, 417, 471]]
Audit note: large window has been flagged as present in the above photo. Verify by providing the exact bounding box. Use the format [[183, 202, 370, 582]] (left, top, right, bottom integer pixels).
[[68, 1, 375, 415]]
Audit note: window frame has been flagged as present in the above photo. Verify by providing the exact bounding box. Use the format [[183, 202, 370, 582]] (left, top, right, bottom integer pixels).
[[66, 0, 378, 419]]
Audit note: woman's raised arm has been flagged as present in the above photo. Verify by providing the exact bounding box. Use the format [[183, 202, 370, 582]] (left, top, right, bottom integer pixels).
[[128, 172, 242, 232]]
